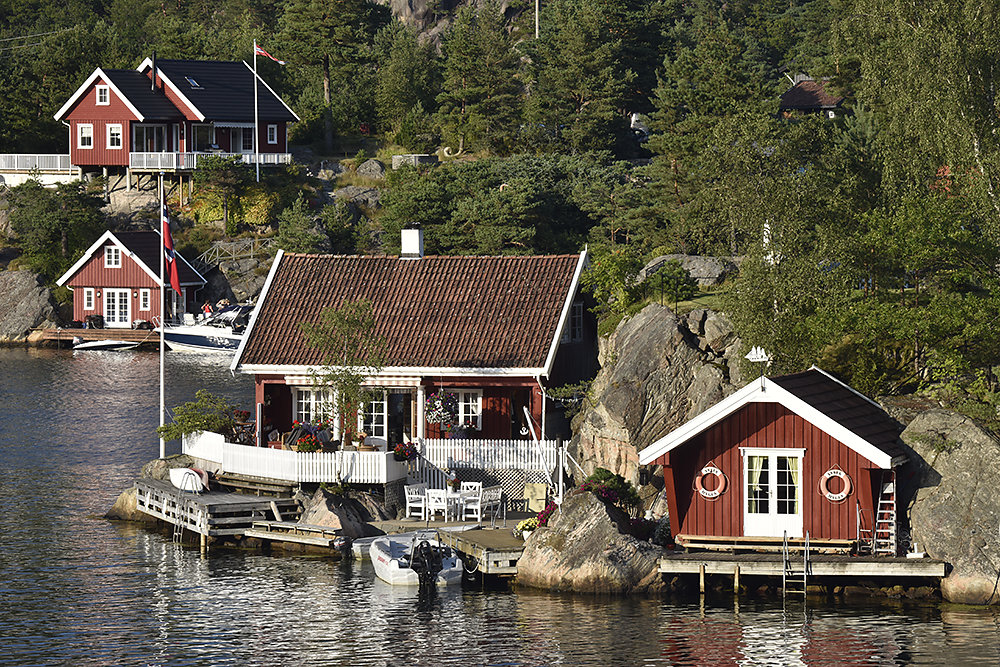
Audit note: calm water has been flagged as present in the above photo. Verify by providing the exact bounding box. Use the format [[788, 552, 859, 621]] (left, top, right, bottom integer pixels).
[[2, 348, 1000, 666]]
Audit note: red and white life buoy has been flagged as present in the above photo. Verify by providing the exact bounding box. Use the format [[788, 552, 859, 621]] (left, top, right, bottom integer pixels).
[[819, 468, 852, 502], [695, 465, 728, 500]]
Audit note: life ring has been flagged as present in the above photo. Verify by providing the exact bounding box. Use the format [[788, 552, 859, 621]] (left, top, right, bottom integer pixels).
[[695, 465, 728, 499], [819, 468, 852, 502]]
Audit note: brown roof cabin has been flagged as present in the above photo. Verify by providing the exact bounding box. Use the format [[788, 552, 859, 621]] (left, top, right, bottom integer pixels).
[[56, 230, 206, 327], [779, 76, 845, 119], [639, 367, 906, 554], [230, 230, 595, 450]]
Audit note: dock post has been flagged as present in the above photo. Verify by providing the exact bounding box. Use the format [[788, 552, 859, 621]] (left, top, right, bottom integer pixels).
[[733, 565, 740, 594], [200, 532, 208, 555], [699, 563, 706, 595]]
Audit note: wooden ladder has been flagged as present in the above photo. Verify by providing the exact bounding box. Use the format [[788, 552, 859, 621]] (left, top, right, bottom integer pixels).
[[782, 530, 810, 597], [874, 481, 897, 556]]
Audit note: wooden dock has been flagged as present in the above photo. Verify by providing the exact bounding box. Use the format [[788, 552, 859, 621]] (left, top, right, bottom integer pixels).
[[435, 528, 525, 575], [135, 478, 301, 538], [244, 521, 342, 547], [659, 551, 946, 578], [38, 327, 160, 347]]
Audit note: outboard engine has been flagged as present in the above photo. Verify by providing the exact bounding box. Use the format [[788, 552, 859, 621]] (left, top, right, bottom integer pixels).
[[409, 540, 445, 587]]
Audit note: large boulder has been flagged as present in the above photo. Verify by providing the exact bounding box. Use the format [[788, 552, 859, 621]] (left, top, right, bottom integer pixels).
[[297, 488, 388, 539], [902, 409, 1000, 604], [516, 491, 665, 594], [639, 254, 739, 287], [0, 270, 57, 342], [333, 185, 382, 212], [570, 304, 740, 484], [356, 159, 386, 180], [105, 487, 158, 523]]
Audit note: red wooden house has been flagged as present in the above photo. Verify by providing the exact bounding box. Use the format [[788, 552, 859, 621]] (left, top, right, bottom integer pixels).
[[53, 57, 298, 180], [56, 230, 206, 327], [639, 368, 906, 553], [230, 231, 595, 450]]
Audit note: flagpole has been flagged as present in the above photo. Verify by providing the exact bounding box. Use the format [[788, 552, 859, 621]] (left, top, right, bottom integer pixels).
[[254, 39, 260, 183], [159, 172, 166, 459]]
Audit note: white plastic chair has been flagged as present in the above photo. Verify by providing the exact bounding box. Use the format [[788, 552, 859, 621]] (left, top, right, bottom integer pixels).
[[426, 489, 449, 521], [462, 487, 484, 522], [460, 481, 482, 494], [404, 483, 427, 520]]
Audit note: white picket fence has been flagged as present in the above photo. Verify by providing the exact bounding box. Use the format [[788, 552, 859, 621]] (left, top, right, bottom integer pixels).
[[419, 438, 558, 473], [182, 431, 408, 484]]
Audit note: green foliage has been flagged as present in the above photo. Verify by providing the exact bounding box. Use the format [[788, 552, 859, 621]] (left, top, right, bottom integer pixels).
[[545, 380, 592, 421], [274, 193, 326, 253], [652, 260, 697, 311], [580, 244, 644, 317], [193, 156, 253, 232], [581, 467, 641, 512], [156, 390, 241, 441]]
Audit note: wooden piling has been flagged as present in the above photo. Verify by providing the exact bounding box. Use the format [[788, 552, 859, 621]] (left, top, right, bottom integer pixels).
[[699, 563, 705, 594], [734, 564, 740, 594]]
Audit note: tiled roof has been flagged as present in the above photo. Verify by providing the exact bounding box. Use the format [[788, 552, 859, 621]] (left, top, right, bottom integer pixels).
[[238, 253, 582, 369], [101, 70, 180, 120], [152, 59, 297, 122], [779, 79, 844, 111], [771, 369, 905, 459], [115, 231, 204, 284]]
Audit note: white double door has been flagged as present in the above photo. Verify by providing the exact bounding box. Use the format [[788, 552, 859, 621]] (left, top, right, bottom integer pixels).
[[103, 288, 131, 328], [742, 448, 803, 538]]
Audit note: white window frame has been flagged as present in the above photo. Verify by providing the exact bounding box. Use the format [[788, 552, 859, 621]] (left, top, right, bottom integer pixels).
[[83, 288, 95, 311], [96, 85, 110, 106], [107, 124, 123, 150], [267, 124, 278, 145], [104, 245, 121, 268], [77, 124, 93, 149], [448, 388, 482, 430], [360, 390, 388, 439], [139, 288, 151, 311], [241, 127, 254, 152], [294, 387, 332, 425], [561, 301, 584, 343]]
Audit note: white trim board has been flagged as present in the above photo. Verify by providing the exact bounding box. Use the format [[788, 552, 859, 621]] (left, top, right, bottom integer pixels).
[[136, 58, 205, 122], [54, 68, 145, 122], [542, 248, 587, 379], [637, 376, 895, 470]]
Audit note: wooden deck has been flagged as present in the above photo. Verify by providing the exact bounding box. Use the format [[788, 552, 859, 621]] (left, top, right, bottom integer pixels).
[[435, 528, 525, 575], [245, 521, 342, 547], [38, 327, 160, 346], [659, 551, 946, 578]]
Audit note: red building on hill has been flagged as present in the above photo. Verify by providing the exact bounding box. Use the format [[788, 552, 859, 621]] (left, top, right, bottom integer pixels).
[[56, 230, 206, 327]]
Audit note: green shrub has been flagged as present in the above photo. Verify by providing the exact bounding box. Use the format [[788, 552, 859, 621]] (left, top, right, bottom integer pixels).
[[156, 390, 242, 441]]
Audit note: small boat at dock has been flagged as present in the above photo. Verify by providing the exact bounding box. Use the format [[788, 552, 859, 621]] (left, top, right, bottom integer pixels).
[[370, 533, 463, 587], [72, 337, 139, 351], [168, 467, 207, 493], [157, 304, 253, 354]]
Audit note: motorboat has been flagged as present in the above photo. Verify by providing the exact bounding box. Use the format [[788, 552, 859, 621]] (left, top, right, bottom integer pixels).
[[157, 304, 253, 353], [370, 533, 463, 587], [168, 467, 207, 493], [72, 338, 139, 351]]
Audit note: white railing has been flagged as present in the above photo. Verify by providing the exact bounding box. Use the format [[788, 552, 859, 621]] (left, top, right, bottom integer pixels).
[[182, 431, 408, 484], [419, 438, 558, 473], [130, 152, 292, 170], [0, 154, 72, 172]]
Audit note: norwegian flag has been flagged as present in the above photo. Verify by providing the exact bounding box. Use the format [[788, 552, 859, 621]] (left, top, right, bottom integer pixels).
[[162, 204, 182, 295], [254, 42, 286, 65]]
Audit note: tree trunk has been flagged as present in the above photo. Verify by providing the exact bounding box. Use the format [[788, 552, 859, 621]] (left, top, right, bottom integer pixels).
[[323, 54, 334, 154]]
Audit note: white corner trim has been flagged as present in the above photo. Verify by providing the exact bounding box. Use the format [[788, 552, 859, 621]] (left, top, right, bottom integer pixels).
[[54, 68, 145, 122], [242, 61, 300, 121], [56, 230, 118, 285], [541, 249, 588, 379], [637, 377, 894, 470], [230, 249, 284, 373]]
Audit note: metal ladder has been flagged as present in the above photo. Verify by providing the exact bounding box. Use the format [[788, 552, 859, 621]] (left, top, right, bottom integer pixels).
[[782, 530, 810, 597], [172, 496, 187, 543], [874, 481, 897, 556]]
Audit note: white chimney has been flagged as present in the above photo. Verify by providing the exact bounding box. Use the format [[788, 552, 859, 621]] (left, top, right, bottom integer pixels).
[[401, 228, 424, 259]]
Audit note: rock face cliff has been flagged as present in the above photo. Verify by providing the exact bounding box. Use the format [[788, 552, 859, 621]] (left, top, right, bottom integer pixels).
[[569, 304, 742, 485], [0, 270, 57, 343], [901, 409, 1000, 604]]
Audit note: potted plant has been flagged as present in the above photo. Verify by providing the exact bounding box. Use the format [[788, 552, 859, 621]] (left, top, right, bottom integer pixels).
[[296, 432, 321, 452], [516, 517, 539, 540], [393, 442, 416, 461], [425, 391, 459, 431]]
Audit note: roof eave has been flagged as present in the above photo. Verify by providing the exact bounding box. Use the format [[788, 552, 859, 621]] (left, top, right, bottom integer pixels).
[[230, 249, 285, 373], [541, 249, 587, 379], [236, 363, 547, 378], [54, 68, 145, 122]]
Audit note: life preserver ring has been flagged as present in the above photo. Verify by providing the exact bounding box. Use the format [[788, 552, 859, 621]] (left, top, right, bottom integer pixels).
[[695, 465, 728, 499], [819, 468, 852, 502]]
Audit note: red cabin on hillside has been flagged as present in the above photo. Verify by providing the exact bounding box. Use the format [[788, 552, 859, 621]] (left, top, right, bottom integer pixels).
[[56, 230, 206, 327], [639, 368, 906, 554], [53, 57, 298, 182]]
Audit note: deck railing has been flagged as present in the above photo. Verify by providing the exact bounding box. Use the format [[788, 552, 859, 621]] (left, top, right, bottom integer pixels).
[[182, 431, 408, 484], [0, 154, 72, 172], [130, 152, 292, 170], [420, 438, 558, 473]]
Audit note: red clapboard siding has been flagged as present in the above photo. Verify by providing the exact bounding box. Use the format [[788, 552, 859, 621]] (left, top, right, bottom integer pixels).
[[67, 245, 163, 322], [64, 79, 139, 167], [658, 402, 881, 541]]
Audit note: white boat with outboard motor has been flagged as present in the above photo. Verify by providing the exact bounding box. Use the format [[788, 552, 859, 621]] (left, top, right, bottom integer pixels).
[[72, 337, 139, 351], [370, 532, 464, 587], [156, 304, 254, 353]]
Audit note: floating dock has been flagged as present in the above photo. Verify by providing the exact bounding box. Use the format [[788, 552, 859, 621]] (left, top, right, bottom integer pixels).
[[245, 521, 342, 548], [659, 551, 946, 578], [435, 528, 525, 575]]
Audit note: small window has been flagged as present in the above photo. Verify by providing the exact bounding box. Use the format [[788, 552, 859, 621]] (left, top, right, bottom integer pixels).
[[185, 77, 202, 89], [139, 289, 151, 311], [107, 124, 122, 149], [242, 127, 254, 152], [448, 389, 482, 430], [104, 246, 121, 268], [78, 124, 93, 149], [96, 85, 110, 105], [362, 391, 387, 438], [295, 388, 332, 424], [84, 288, 95, 311], [561, 301, 584, 343], [267, 124, 278, 145]]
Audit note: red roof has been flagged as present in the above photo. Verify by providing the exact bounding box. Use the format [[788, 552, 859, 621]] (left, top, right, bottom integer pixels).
[[779, 79, 844, 111], [237, 253, 583, 370]]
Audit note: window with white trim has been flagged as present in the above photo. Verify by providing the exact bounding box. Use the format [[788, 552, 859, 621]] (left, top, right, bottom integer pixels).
[[242, 127, 254, 152], [361, 391, 387, 438], [78, 124, 93, 149], [294, 388, 332, 424], [448, 389, 482, 430], [267, 124, 278, 145], [96, 85, 109, 105], [139, 288, 151, 311], [561, 301, 585, 343], [104, 246, 121, 268], [107, 124, 122, 149], [84, 288, 95, 311]]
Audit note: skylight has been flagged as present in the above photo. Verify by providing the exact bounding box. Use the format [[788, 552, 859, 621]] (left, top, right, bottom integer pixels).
[[185, 77, 202, 89]]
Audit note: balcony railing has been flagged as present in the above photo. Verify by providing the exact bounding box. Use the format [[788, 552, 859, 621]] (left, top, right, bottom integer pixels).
[[130, 152, 292, 171], [0, 154, 72, 172]]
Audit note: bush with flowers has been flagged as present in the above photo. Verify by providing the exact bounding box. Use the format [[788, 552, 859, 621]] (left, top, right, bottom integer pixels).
[[537, 501, 558, 527], [580, 468, 640, 514], [425, 391, 459, 427], [393, 442, 417, 461], [516, 517, 539, 534], [296, 432, 321, 452]]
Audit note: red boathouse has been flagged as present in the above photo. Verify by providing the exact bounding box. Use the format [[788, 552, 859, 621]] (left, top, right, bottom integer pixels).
[[638, 368, 906, 553]]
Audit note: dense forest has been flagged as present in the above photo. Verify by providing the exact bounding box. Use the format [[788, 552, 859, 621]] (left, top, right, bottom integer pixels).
[[4, 0, 1000, 416]]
